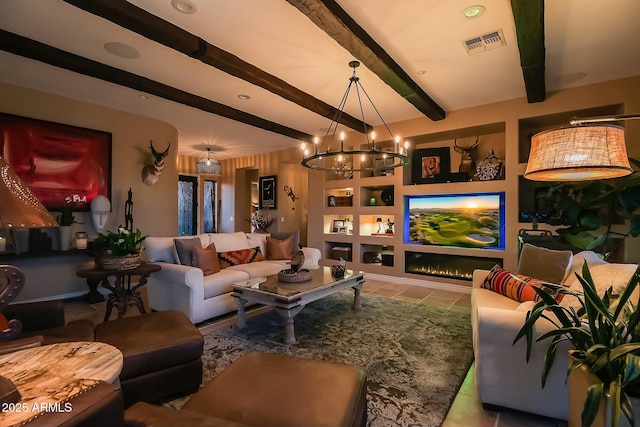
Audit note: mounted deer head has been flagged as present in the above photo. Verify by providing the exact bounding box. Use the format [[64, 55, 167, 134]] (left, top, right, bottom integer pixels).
[[453, 136, 479, 176], [141, 140, 170, 186]]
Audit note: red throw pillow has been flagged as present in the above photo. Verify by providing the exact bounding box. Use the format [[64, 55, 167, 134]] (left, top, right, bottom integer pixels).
[[481, 265, 564, 303], [218, 247, 265, 269]]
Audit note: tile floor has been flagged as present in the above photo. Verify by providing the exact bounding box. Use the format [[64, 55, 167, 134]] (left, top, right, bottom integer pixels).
[[64, 277, 566, 427]]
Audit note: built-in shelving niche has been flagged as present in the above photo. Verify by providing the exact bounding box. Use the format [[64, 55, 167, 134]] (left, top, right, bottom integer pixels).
[[325, 241, 353, 262], [405, 251, 502, 281], [402, 122, 506, 186]]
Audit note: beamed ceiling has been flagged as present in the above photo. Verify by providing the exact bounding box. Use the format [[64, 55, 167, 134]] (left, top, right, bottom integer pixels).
[[0, 0, 638, 160]]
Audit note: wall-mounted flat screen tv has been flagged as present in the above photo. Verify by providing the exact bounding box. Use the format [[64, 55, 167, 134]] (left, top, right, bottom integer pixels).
[[405, 192, 505, 250]]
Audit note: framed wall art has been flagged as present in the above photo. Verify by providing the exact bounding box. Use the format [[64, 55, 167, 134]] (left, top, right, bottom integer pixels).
[[0, 112, 112, 210], [411, 147, 451, 184], [332, 219, 345, 233], [259, 175, 277, 209]]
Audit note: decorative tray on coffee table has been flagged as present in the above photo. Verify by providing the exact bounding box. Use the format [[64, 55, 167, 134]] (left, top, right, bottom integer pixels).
[[278, 268, 312, 283]]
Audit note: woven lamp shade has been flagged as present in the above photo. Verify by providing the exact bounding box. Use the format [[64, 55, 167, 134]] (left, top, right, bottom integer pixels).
[[196, 157, 221, 174], [524, 125, 632, 181]]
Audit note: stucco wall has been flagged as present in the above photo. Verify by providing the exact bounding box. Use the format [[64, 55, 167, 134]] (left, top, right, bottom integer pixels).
[[0, 82, 178, 301]]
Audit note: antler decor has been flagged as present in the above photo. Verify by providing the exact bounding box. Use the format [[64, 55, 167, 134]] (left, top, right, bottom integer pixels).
[[141, 140, 170, 186]]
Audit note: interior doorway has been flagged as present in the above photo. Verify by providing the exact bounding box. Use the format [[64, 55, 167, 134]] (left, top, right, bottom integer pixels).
[[234, 167, 258, 232]]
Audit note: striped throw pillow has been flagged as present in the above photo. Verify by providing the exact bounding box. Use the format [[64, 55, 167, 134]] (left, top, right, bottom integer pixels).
[[481, 265, 563, 303]]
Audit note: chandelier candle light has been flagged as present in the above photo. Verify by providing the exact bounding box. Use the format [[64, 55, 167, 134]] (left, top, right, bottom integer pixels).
[[301, 61, 410, 173]]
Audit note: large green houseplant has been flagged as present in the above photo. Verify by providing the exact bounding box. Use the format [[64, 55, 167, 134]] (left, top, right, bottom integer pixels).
[[534, 159, 640, 256], [94, 226, 147, 256], [514, 262, 640, 427]]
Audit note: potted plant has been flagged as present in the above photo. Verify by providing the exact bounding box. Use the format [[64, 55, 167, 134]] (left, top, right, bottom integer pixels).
[[57, 205, 77, 250], [534, 159, 640, 257], [514, 262, 640, 427], [94, 226, 148, 270]]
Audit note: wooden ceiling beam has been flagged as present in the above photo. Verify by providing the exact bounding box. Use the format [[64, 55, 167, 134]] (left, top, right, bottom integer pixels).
[[0, 30, 313, 142], [62, 0, 371, 133], [286, 0, 445, 121], [510, 0, 546, 103]]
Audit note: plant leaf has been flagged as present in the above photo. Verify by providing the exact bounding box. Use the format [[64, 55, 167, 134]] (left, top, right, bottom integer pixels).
[[583, 383, 604, 427]]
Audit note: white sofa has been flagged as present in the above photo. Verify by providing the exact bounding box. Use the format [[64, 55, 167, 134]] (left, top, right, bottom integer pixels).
[[471, 249, 637, 420], [143, 232, 321, 324]]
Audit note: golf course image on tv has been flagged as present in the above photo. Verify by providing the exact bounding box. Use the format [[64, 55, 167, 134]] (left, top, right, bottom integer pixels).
[[405, 192, 505, 249]]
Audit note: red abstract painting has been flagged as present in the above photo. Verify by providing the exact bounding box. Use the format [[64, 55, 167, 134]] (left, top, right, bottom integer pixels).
[[0, 113, 111, 210]]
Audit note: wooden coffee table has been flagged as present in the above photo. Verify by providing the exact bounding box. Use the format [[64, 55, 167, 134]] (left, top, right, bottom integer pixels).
[[231, 267, 365, 345]]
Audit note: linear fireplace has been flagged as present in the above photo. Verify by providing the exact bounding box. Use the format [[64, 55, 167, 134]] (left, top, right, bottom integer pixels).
[[405, 251, 502, 281]]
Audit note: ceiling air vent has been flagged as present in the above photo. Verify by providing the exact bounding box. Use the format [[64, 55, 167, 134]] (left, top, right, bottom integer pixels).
[[463, 29, 506, 55]]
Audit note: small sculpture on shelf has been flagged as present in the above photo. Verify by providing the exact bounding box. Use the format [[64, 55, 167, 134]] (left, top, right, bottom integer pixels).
[[385, 218, 395, 234], [475, 149, 504, 181]]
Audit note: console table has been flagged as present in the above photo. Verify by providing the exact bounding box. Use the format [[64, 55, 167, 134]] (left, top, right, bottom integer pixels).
[[77, 262, 161, 321]]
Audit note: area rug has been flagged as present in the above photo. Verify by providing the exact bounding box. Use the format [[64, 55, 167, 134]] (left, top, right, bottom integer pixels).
[[166, 290, 473, 427]]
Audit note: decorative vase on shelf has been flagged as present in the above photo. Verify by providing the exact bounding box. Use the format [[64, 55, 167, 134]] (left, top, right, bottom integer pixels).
[[58, 225, 72, 251], [475, 149, 504, 181]]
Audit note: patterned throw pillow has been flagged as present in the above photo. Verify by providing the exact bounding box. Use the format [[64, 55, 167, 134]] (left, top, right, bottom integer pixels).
[[218, 247, 265, 269], [481, 265, 563, 303]]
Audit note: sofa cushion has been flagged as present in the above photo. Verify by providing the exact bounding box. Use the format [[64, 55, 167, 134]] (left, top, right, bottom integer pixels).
[[144, 237, 176, 263], [518, 243, 573, 284], [209, 232, 250, 253], [246, 233, 270, 257], [560, 263, 638, 311], [228, 260, 288, 278], [270, 230, 299, 253], [266, 235, 293, 260], [174, 238, 203, 266], [218, 247, 265, 269], [145, 235, 208, 263], [193, 243, 221, 275], [482, 265, 563, 303], [202, 269, 250, 299], [95, 310, 203, 381]]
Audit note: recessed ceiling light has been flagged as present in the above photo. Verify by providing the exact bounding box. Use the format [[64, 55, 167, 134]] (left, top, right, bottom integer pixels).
[[417, 70, 426, 75], [237, 94, 251, 100], [104, 42, 140, 59], [462, 5, 485, 19], [140, 94, 149, 99], [171, 0, 197, 14]]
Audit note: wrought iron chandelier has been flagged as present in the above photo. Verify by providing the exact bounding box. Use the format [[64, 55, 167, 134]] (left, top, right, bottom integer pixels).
[[301, 61, 410, 173]]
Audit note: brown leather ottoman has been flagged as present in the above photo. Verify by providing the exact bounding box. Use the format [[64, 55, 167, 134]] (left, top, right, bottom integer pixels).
[[183, 352, 367, 427], [95, 310, 204, 407]]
